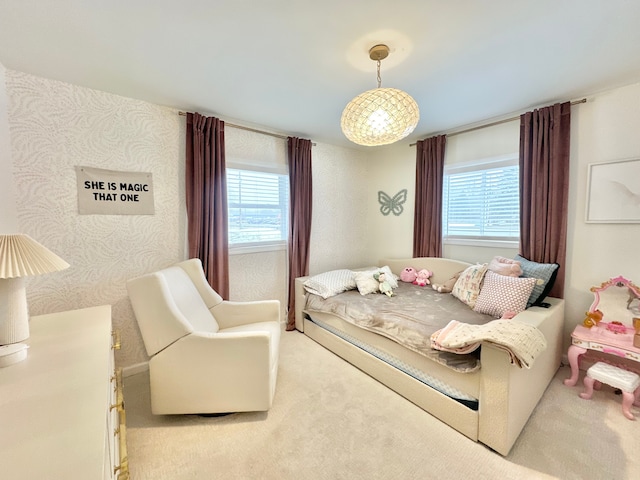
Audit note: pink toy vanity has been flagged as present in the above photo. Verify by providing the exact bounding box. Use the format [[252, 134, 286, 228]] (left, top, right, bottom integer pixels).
[[564, 276, 640, 419]]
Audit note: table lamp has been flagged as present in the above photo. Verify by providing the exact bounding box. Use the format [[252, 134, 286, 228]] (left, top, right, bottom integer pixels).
[[0, 234, 69, 366]]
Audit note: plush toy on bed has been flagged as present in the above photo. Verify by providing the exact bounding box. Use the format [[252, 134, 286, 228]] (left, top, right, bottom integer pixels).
[[432, 271, 462, 293], [374, 271, 395, 297], [400, 267, 418, 283], [413, 269, 433, 287], [487, 256, 523, 277]]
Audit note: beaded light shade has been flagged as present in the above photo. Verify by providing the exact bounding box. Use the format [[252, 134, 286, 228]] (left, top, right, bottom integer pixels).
[[341, 44, 419, 147]]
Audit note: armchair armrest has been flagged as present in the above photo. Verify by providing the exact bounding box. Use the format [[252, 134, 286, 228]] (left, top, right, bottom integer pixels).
[[212, 300, 280, 329], [149, 332, 275, 414]]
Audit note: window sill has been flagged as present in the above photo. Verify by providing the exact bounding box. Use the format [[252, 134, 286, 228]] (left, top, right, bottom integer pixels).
[[229, 242, 287, 255], [444, 238, 519, 249]]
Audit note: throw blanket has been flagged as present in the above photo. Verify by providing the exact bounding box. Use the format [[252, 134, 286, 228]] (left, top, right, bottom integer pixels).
[[430, 320, 547, 369]]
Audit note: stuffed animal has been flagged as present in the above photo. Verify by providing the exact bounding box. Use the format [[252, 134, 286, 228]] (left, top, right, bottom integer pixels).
[[374, 271, 395, 297], [432, 271, 462, 293], [400, 267, 418, 283], [487, 256, 522, 277], [413, 269, 433, 287]]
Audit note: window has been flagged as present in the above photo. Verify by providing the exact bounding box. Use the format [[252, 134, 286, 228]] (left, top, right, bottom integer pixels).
[[227, 168, 289, 252], [442, 156, 519, 246]]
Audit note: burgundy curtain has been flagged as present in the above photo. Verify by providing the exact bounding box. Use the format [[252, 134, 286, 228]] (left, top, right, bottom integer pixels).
[[185, 112, 229, 299], [519, 102, 571, 299], [286, 137, 313, 331], [413, 135, 446, 258]]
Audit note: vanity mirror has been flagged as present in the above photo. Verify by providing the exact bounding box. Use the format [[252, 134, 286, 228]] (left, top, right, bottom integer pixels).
[[583, 276, 640, 333]]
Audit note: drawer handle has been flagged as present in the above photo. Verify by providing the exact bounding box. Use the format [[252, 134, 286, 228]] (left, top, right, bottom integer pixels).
[[115, 409, 129, 478], [603, 347, 625, 357], [111, 369, 125, 411], [111, 330, 121, 350]]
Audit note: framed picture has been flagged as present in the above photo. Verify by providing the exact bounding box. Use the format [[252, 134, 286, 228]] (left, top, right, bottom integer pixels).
[[585, 158, 640, 223]]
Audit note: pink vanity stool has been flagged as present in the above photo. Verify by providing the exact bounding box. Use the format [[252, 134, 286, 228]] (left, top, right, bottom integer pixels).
[[579, 361, 640, 420]]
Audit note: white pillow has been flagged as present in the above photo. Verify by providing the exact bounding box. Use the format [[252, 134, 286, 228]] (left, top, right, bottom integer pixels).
[[354, 266, 398, 295], [354, 269, 380, 295], [379, 265, 399, 288], [303, 269, 356, 299]]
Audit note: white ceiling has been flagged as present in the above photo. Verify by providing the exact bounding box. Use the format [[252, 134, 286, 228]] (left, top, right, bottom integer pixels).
[[2, 0, 640, 148]]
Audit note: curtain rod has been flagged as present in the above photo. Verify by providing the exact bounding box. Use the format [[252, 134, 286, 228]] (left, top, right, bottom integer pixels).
[[409, 98, 587, 146], [178, 111, 315, 145]]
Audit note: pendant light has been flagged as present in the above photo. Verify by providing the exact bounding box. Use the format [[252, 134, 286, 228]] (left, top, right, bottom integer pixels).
[[341, 44, 420, 146]]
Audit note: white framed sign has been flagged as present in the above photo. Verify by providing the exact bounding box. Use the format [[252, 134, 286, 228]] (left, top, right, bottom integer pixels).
[[585, 158, 640, 223]]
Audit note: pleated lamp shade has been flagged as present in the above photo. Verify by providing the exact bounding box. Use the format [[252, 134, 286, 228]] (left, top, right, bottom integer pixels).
[[0, 234, 69, 347], [0, 234, 69, 279]]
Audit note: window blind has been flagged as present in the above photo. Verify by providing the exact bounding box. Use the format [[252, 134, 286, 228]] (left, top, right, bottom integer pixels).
[[227, 168, 289, 245], [443, 163, 519, 240]]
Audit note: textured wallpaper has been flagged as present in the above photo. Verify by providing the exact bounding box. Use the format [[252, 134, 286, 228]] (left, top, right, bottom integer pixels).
[[226, 127, 289, 312], [6, 70, 185, 368], [6, 69, 373, 368], [308, 143, 373, 274]]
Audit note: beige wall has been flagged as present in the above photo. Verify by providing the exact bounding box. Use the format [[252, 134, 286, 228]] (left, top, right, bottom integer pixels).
[[5, 69, 186, 368], [367, 120, 520, 263], [225, 130, 374, 309], [368, 83, 640, 349], [5, 64, 640, 365], [565, 83, 640, 342], [4, 68, 371, 368], [0, 61, 18, 233]]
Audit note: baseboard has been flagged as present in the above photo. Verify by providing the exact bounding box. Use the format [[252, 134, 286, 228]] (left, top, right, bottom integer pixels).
[[122, 361, 149, 377]]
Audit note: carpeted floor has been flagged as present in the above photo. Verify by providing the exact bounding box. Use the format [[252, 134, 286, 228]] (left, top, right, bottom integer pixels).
[[124, 331, 639, 480]]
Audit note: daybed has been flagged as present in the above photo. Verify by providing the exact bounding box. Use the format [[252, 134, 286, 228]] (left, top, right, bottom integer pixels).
[[294, 257, 564, 455]]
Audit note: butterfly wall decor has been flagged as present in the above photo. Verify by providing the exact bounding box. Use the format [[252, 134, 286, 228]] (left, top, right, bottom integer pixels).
[[378, 189, 407, 216]]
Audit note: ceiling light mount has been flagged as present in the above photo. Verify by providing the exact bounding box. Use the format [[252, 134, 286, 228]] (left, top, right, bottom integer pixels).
[[368, 44, 390, 62], [341, 44, 420, 147]]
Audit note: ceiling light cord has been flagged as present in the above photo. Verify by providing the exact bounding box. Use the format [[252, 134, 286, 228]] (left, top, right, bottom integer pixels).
[[376, 60, 382, 88]]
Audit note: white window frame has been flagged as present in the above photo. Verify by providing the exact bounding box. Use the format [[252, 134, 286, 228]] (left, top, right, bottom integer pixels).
[[226, 163, 289, 255], [442, 154, 520, 248]]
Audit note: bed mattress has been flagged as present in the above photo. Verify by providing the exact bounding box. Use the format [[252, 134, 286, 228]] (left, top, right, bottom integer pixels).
[[305, 282, 494, 373]]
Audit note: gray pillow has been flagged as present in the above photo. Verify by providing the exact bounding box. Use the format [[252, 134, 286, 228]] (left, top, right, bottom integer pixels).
[[515, 254, 559, 307]]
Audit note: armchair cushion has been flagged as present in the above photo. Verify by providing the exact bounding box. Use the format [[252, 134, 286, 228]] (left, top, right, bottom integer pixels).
[[161, 266, 220, 333]]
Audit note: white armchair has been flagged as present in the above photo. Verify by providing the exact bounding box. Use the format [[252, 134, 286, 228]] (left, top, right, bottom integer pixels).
[[126, 258, 281, 415]]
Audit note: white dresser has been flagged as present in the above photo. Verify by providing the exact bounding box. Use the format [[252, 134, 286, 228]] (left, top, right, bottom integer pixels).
[[0, 305, 128, 479]]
